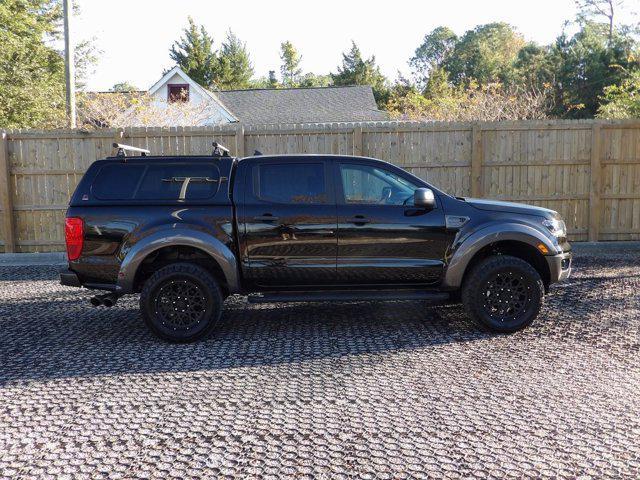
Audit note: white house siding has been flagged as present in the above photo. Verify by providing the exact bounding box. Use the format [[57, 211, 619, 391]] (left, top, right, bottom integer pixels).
[[149, 72, 231, 126]]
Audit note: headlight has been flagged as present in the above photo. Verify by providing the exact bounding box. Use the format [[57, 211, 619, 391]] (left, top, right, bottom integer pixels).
[[542, 218, 567, 238]]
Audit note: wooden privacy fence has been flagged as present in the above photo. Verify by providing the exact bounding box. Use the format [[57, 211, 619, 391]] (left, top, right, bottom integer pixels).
[[1, 119, 639, 252]]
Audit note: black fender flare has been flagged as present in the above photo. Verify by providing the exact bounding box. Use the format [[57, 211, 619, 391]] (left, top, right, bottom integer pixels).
[[442, 222, 559, 289], [114, 228, 240, 294]]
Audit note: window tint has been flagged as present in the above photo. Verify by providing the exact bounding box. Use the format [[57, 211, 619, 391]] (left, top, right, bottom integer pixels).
[[136, 164, 220, 200], [92, 163, 220, 201], [340, 163, 419, 205], [253, 163, 328, 204], [92, 164, 145, 200]]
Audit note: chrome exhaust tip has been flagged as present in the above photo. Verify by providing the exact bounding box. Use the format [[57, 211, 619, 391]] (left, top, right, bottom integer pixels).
[[90, 296, 102, 307]]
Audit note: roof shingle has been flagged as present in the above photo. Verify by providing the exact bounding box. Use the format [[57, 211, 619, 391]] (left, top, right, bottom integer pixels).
[[214, 85, 388, 124]]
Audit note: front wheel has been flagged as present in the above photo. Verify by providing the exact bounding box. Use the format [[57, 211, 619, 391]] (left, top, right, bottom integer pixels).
[[140, 262, 223, 343], [462, 255, 544, 333]]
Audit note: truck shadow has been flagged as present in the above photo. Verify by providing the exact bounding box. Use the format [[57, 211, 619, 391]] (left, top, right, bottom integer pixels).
[[3, 251, 639, 385], [0, 293, 493, 384]]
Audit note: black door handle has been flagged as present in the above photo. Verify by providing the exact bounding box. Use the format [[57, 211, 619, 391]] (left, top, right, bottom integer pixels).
[[349, 216, 370, 225], [253, 214, 279, 222]]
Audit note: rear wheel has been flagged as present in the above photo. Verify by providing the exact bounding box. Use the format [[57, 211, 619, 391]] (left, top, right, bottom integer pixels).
[[140, 262, 223, 342], [462, 255, 544, 333]]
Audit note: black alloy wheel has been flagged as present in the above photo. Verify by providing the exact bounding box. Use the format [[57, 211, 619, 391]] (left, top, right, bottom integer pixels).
[[140, 262, 223, 342], [462, 255, 544, 333], [154, 278, 207, 330], [481, 270, 532, 322]]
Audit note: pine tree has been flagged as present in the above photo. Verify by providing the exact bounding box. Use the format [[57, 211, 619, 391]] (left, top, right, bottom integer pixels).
[[169, 17, 217, 87], [213, 31, 254, 90], [331, 41, 389, 107]]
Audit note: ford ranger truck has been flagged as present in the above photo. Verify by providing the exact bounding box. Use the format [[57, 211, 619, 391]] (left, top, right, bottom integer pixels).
[[60, 144, 572, 342]]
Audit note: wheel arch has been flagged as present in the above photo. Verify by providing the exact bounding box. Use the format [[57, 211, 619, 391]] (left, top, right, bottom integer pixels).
[[443, 223, 556, 291], [461, 240, 551, 290], [115, 229, 240, 295], [132, 245, 232, 296]]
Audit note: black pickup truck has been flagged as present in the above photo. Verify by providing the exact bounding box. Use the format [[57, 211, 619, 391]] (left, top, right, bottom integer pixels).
[[61, 143, 572, 342]]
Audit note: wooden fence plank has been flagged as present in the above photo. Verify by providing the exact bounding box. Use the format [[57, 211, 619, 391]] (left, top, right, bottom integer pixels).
[[471, 124, 483, 197], [353, 126, 363, 156], [235, 123, 245, 157], [0, 131, 16, 252], [589, 124, 602, 242]]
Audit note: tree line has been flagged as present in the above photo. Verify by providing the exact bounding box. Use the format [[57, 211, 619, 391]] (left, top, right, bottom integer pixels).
[[166, 18, 383, 94], [0, 0, 638, 129]]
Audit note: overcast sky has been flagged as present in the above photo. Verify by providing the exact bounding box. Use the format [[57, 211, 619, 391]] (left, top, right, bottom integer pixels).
[[75, 0, 588, 91]]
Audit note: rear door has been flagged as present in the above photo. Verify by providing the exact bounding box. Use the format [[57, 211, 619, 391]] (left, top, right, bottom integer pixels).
[[239, 158, 337, 287], [335, 159, 450, 285]]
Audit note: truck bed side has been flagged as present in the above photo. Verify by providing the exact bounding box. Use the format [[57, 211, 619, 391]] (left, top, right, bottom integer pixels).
[[66, 156, 237, 290]]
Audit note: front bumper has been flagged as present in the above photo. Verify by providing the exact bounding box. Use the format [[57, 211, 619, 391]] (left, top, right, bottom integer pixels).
[[546, 250, 572, 283]]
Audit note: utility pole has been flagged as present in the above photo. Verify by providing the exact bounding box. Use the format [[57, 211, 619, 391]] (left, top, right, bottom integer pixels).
[[63, 0, 76, 128]]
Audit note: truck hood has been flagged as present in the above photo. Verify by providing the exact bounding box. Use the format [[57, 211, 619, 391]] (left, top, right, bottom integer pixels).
[[462, 197, 558, 218]]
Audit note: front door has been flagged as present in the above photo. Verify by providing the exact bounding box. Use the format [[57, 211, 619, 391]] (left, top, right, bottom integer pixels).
[[239, 158, 337, 287], [335, 160, 450, 285]]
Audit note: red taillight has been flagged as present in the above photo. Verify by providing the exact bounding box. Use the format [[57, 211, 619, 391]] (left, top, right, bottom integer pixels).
[[65, 217, 84, 261]]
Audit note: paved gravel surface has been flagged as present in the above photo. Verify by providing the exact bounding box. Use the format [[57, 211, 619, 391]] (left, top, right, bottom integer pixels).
[[1, 248, 639, 479]]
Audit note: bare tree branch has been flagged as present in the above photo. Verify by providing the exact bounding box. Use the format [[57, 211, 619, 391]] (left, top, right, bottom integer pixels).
[[76, 92, 226, 128]]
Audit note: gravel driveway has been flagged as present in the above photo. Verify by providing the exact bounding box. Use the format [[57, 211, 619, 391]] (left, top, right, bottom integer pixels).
[[1, 246, 639, 479]]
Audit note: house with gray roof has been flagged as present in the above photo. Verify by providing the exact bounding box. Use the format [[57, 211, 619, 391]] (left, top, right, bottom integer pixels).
[[144, 66, 388, 125]]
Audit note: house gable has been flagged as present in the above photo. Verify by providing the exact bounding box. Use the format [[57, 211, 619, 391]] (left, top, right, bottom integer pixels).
[[148, 66, 237, 123]]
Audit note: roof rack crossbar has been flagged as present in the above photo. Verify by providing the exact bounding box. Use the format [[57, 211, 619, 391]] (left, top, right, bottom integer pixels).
[[113, 143, 151, 158]]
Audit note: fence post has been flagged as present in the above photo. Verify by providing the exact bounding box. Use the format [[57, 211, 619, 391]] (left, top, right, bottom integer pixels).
[[588, 123, 602, 242], [353, 125, 363, 156], [471, 123, 483, 197], [0, 131, 16, 253], [235, 123, 245, 157]]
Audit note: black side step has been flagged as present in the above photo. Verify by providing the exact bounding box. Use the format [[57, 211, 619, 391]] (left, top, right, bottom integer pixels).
[[248, 290, 451, 304]]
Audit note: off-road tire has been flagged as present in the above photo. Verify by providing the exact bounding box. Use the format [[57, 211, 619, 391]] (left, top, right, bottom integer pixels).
[[140, 262, 223, 343], [462, 255, 544, 333]]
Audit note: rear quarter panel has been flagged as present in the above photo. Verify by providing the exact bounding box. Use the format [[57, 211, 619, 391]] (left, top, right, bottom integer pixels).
[[67, 205, 235, 285]]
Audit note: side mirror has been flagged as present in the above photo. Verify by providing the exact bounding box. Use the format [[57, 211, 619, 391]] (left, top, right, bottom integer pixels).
[[414, 188, 436, 209]]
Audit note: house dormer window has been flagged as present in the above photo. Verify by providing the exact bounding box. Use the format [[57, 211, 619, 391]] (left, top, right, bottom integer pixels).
[[168, 84, 189, 103]]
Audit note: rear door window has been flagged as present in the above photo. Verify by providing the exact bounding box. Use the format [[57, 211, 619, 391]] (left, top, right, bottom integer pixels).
[[252, 163, 328, 204]]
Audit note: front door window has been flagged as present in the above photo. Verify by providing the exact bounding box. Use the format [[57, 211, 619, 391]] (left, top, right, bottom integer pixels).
[[339, 164, 419, 206]]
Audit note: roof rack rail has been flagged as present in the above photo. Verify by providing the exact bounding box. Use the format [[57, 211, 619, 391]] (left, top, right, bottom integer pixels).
[[113, 143, 150, 158], [212, 142, 230, 157]]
